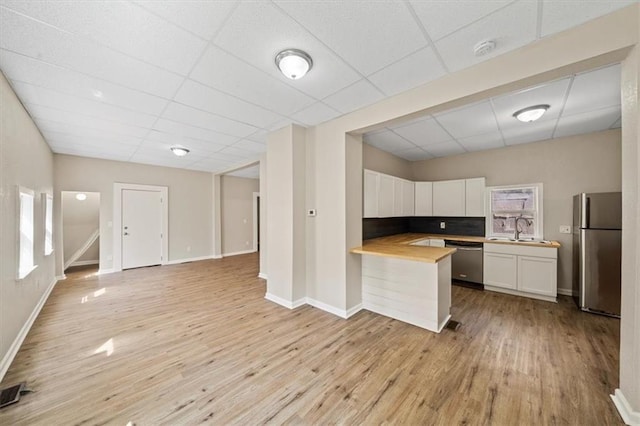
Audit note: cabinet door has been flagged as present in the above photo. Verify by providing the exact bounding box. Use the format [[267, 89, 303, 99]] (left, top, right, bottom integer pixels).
[[415, 182, 433, 216], [402, 180, 415, 216], [517, 256, 557, 297], [378, 174, 395, 217], [393, 178, 403, 217], [433, 180, 466, 216], [363, 170, 379, 218], [465, 177, 485, 217], [483, 252, 517, 289]]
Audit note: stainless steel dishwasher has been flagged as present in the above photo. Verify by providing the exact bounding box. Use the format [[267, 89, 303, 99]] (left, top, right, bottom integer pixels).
[[445, 240, 484, 286]]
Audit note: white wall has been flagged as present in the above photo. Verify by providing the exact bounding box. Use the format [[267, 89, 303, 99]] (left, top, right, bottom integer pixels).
[[62, 191, 100, 266], [54, 154, 213, 274], [221, 175, 259, 255], [0, 71, 56, 377]]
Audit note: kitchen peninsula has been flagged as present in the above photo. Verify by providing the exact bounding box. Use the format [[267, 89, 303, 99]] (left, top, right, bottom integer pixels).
[[350, 234, 456, 333]]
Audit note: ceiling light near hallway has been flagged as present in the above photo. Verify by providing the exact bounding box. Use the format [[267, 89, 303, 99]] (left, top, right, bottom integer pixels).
[[275, 49, 313, 80], [170, 146, 190, 157], [513, 104, 550, 122], [75, 193, 87, 201]]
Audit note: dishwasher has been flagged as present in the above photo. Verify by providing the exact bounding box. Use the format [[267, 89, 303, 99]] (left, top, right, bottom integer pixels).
[[445, 240, 484, 287]]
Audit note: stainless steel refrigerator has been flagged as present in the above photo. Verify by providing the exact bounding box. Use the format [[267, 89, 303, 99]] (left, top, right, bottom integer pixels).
[[572, 192, 622, 317]]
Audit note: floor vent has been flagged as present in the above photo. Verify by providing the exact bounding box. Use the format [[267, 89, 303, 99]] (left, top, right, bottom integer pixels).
[[445, 320, 461, 331], [0, 382, 28, 409]]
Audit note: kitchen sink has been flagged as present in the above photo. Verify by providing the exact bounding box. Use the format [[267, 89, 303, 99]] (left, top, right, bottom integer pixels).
[[487, 237, 552, 244], [409, 239, 431, 246]]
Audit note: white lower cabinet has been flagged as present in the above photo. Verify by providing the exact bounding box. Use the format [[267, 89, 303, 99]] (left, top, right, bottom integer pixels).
[[483, 243, 557, 302]]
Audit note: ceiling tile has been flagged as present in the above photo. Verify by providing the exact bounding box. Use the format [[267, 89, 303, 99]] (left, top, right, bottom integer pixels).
[[0, 8, 183, 98], [11, 81, 158, 128], [131, 140, 209, 164], [553, 105, 621, 139], [246, 130, 269, 144], [213, 0, 360, 99], [190, 45, 315, 116], [232, 139, 267, 154], [391, 117, 453, 146], [492, 77, 571, 131], [457, 131, 506, 151], [363, 130, 416, 152], [47, 139, 137, 159], [0, 50, 169, 116], [541, 0, 636, 37], [26, 103, 150, 138], [367, 47, 446, 96], [132, 0, 238, 40], [562, 64, 621, 116], [145, 130, 231, 154], [289, 102, 341, 126], [610, 117, 621, 129], [174, 79, 283, 129], [502, 118, 557, 145], [392, 147, 434, 161], [43, 131, 140, 154], [274, 0, 426, 75], [409, 0, 514, 41], [434, 101, 499, 139], [423, 140, 466, 157], [434, 0, 537, 72], [2, 0, 207, 75], [217, 145, 261, 160], [186, 157, 237, 173], [226, 165, 260, 179], [323, 79, 384, 114], [161, 102, 258, 139], [35, 118, 143, 145], [152, 119, 239, 146]]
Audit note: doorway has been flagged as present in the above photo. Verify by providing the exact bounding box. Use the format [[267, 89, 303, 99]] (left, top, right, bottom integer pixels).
[[62, 191, 100, 273]]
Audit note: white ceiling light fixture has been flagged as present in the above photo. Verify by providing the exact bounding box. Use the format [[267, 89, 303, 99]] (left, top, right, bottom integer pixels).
[[473, 40, 496, 57], [275, 49, 313, 80], [170, 146, 190, 157], [513, 104, 550, 122], [75, 193, 87, 201]]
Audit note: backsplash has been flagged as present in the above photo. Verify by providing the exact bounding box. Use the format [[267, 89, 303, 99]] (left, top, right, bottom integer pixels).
[[363, 217, 485, 240]]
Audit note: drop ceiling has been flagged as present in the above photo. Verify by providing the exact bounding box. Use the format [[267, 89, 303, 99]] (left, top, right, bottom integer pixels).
[[0, 0, 634, 173]]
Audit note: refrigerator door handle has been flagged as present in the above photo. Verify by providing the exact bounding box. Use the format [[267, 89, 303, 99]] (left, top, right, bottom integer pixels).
[[585, 196, 590, 229], [580, 230, 587, 305]]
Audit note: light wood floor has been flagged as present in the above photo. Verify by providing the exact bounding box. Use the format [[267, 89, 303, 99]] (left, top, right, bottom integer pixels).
[[0, 253, 622, 425]]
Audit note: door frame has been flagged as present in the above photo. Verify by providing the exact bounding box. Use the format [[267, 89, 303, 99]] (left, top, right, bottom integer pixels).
[[253, 191, 259, 251], [113, 183, 168, 272]]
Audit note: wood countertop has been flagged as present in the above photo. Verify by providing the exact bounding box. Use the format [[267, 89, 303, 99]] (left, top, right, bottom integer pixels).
[[349, 233, 560, 263]]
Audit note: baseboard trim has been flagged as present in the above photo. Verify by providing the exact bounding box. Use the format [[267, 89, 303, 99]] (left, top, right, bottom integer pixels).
[[264, 295, 361, 320], [306, 297, 349, 319], [0, 276, 58, 381], [265, 293, 299, 309], [56, 274, 66, 281], [222, 249, 257, 257], [166, 255, 216, 265], [611, 389, 640, 425], [258, 272, 268, 280], [557, 288, 573, 296], [98, 268, 115, 275], [212, 254, 223, 259], [485, 285, 557, 303], [346, 303, 363, 318], [69, 260, 99, 267]]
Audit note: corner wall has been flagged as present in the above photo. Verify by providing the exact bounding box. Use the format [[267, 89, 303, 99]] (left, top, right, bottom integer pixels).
[[221, 175, 259, 256], [0, 71, 56, 378]]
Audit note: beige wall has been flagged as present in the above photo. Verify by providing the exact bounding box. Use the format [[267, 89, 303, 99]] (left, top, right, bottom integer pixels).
[[62, 191, 100, 266], [259, 154, 267, 277], [221, 175, 259, 255], [410, 129, 622, 292], [54, 154, 213, 274], [0, 71, 55, 376], [363, 143, 413, 180]]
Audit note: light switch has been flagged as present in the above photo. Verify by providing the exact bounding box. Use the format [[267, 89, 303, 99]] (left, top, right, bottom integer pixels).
[[308, 209, 317, 217], [559, 225, 571, 234]]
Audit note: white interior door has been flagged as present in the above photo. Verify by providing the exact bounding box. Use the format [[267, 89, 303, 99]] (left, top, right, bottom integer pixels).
[[122, 189, 163, 269]]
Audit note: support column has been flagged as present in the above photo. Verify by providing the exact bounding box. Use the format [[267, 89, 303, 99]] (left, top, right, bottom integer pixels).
[[259, 153, 267, 279]]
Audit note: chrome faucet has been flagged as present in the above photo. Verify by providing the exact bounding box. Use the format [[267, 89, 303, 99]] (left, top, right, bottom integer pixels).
[[514, 216, 530, 240]]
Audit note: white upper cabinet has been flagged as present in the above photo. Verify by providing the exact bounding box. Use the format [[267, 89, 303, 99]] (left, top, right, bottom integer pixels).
[[465, 177, 486, 217], [377, 173, 395, 217], [363, 169, 379, 218], [414, 182, 433, 216], [401, 179, 415, 216], [393, 178, 403, 216], [432, 179, 466, 216]]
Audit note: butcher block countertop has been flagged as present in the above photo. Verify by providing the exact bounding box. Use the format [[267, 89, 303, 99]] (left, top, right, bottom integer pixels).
[[349, 233, 456, 263], [350, 233, 560, 263]]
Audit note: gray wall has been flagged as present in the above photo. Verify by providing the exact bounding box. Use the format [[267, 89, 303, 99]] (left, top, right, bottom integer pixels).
[[363, 143, 413, 180], [410, 129, 622, 292], [0, 71, 56, 374], [54, 154, 214, 275], [62, 191, 100, 266], [221, 175, 259, 255]]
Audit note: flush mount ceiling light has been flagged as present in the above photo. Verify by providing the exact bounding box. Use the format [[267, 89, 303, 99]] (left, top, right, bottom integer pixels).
[[513, 104, 550, 122], [275, 49, 313, 80], [75, 193, 87, 201], [170, 146, 190, 157], [473, 39, 496, 57]]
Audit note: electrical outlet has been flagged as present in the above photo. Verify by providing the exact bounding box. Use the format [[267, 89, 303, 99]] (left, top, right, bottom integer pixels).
[[440, 222, 446, 229], [559, 225, 571, 234], [308, 209, 317, 217]]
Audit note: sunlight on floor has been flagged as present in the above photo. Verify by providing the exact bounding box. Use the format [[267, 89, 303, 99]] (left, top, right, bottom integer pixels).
[[81, 287, 106, 304], [94, 338, 114, 357]]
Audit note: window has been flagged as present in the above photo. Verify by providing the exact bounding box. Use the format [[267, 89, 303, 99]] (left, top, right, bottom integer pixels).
[[487, 183, 543, 239], [44, 193, 53, 256], [18, 186, 36, 279]]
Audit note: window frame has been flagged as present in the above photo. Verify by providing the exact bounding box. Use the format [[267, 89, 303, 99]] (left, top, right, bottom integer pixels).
[[44, 193, 53, 256], [17, 186, 37, 280], [485, 183, 544, 240]]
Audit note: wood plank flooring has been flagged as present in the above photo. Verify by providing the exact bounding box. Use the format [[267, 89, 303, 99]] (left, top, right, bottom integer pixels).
[[0, 253, 622, 425]]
